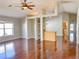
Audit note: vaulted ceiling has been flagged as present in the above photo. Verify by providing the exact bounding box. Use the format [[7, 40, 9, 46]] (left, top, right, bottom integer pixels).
[[0, 0, 79, 18]]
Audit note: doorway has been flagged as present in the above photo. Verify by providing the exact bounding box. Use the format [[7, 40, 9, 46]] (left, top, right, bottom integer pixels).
[[62, 13, 77, 58], [68, 14, 77, 46]]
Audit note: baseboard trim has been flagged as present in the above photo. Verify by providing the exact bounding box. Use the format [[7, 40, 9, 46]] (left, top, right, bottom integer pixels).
[[0, 38, 23, 43]]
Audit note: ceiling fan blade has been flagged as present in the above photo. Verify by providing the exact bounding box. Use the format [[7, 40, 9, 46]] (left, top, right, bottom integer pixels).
[[8, 3, 22, 7], [27, 6, 33, 10], [8, 5, 12, 7], [8, 4, 22, 8], [21, 6, 33, 10], [24, 0, 26, 2], [28, 5, 35, 7]]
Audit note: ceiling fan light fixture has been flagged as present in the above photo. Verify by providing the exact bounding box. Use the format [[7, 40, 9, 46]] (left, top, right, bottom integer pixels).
[[27, 12, 38, 16], [21, 7, 28, 10]]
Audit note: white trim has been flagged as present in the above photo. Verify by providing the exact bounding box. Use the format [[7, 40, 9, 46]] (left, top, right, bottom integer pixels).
[[27, 37, 35, 39], [27, 5, 58, 19], [40, 16, 43, 59], [27, 13, 58, 19], [0, 37, 21, 43], [34, 17, 38, 40], [76, 8, 79, 59]]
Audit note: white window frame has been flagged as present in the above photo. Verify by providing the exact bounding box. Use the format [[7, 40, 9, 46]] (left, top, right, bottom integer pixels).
[[0, 22, 14, 37]]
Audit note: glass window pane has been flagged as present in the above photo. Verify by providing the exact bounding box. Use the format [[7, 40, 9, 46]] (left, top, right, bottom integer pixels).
[[5, 23, 13, 28], [0, 29, 4, 36], [0, 24, 4, 28], [70, 33, 74, 42], [70, 24, 74, 31], [5, 29, 13, 36]]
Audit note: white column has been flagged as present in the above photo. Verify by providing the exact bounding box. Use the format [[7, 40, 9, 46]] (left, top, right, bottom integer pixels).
[[35, 17, 38, 40], [76, 8, 79, 59], [40, 16, 43, 59], [34, 17, 37, 59]]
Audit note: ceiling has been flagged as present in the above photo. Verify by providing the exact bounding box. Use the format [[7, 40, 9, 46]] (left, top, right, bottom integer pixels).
[[0, 0, 79, 18]]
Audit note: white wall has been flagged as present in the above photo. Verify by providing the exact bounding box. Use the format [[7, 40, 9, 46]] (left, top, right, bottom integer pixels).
[[22, 17, 35, 39], [45, 16, 62, 36], [28, 19, 35, 38], [0, 16, 22, 42]]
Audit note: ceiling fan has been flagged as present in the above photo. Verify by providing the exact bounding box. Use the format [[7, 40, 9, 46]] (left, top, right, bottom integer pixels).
[[8, 0, 35, 10]]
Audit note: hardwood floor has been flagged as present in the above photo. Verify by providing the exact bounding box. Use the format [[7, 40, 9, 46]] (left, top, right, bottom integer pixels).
[[43, 40, 76, 59], [0, 38, 78, 59]]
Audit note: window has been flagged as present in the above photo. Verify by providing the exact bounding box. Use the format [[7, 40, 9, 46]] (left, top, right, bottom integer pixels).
[[70, 23, 74, 31], [4, 23, 13, 36], [0, 23, 14, 36], [70, 33, 74, 42], [0, 24, 4, 36]]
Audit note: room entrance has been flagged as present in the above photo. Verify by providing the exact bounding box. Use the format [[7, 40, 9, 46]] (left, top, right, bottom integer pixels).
[[62, 13, 77, 58], [62, 13, 77, 48]]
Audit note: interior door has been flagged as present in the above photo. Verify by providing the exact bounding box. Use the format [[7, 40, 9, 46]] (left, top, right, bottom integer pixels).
[[68, 15, 76, 57], [68, 17, 76, 46]]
